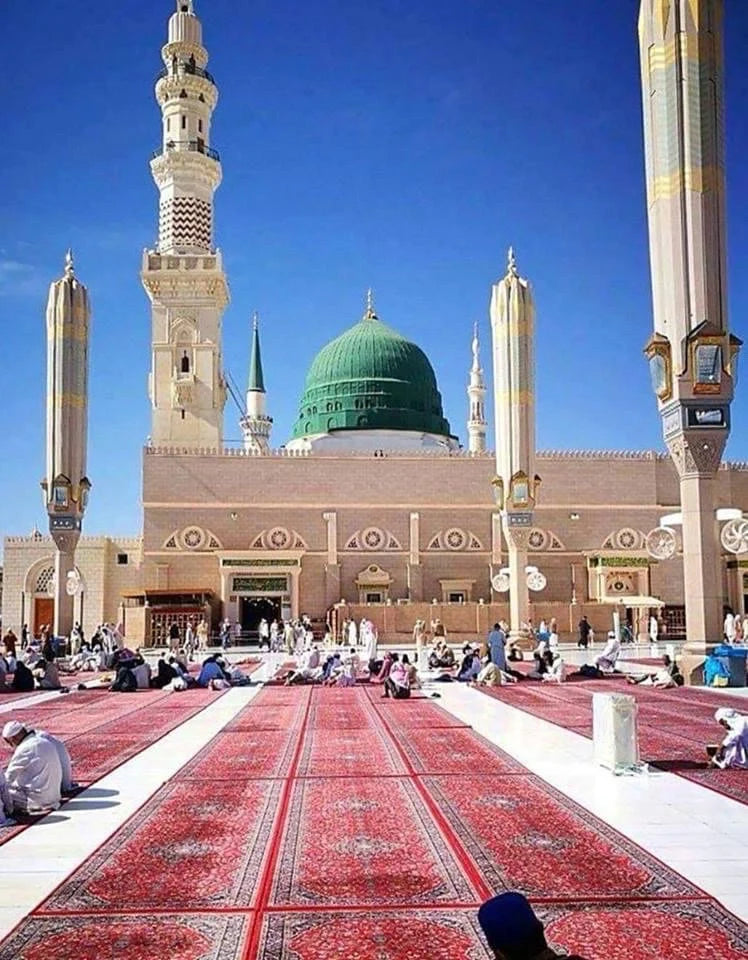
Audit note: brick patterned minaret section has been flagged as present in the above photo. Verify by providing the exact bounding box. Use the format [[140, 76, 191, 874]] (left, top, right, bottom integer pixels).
[[141, 0, 229, 447]]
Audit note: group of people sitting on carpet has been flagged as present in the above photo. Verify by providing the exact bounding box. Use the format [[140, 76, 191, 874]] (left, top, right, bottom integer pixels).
[[0, 631, 66, 695], [129, 651, 254, 692], [0, 720, 76, 826], [281, 644, 421, 696]]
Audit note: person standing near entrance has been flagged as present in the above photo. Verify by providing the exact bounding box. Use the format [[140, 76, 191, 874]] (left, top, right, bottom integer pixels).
[[577, 616, 591, 649], [258, 618, 270, 650], [196, 618, 209, 651], [184, 621, 195, 661], [168, 621, 180, 654], [233, 620, 242, 646]]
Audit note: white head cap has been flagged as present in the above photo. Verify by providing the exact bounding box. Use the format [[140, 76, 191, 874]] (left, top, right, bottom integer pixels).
[[715, 707, 739, 725], [2, 720, 28, 741]]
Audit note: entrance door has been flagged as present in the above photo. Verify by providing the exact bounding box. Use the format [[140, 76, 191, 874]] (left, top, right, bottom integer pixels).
[[34, 597, 55, 637], [239, 596, 282, 639]]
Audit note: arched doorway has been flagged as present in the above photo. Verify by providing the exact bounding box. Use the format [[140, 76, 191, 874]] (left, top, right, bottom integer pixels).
[[32, 565, 56, 637], [239, 596, 281, 639]]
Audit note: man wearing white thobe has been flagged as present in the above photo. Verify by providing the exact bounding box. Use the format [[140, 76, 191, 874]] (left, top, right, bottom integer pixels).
[[594, 632, 621, 674], [2, 721, 62, 815], [36, 730, 76, 793]]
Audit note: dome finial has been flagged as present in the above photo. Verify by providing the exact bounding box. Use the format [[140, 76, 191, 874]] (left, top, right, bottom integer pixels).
[[64, 248, 74, 278], [364, 287, 378, 320], [507, 246, 518, 277], [252, 310, 259, 332]]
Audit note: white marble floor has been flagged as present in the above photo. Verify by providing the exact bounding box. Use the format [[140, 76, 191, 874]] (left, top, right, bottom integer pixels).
[[0, 654, 745, 946]]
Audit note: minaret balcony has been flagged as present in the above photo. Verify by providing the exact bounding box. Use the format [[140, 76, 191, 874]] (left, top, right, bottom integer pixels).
[[156, 63, 215, 86], [152, 140, 220, 162]]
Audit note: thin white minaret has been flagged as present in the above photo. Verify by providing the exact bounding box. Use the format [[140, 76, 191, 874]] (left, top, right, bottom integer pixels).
[[141, 0, 229, 447], [241, 313, 273, 453], [467, 322, 487, 453]]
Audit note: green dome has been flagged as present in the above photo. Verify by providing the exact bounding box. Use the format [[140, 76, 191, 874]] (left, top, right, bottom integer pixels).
[[291, 307, 453, 440]]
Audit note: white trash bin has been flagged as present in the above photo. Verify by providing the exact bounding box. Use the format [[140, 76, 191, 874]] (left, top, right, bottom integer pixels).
[[593, 692, 640, 774]]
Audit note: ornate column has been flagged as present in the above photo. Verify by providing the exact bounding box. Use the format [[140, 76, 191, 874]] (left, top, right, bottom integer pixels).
[[490, 249, 540, 644], [407, 512, 423, 600], [41, 253, 91, 640], [638, 0, 739, 678], [323, 511, 341, 607]]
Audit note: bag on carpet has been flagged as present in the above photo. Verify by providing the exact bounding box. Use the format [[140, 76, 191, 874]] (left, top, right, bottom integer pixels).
[[577, 664, 602, 679], [170, 677, 188, 691], [209, 678, 229, 690]]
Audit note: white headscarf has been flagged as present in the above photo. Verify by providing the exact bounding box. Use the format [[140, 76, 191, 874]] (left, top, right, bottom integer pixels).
[[715, 707, 740, 728], [2, 720, 28, 741]]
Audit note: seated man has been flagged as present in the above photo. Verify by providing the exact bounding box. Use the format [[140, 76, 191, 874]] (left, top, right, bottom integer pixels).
[[35, 658, 63, 690], [479, 891, 588, 960], [2, 721, 63, 816], [428, 641, 455, 670], [456, 646, 482, 682], [626, 654, 682, 688], [285, 647, 322, 685], [527, 651, 549, 680], [476, 657, 518, 686], [382, 654, 410, 699], [709, 708, 748, 770], [593, 631, 621, 674], [197, 654, 227, 688], [35, 729, 76, 794], [0, 659, 8, 692], [506, 638, 523, 662], [541, 652, 566, 683], [11, 660, 35, 693]]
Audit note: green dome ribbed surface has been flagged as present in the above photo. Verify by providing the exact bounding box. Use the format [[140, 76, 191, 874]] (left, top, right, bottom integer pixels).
[[291, 312, 453, 440]]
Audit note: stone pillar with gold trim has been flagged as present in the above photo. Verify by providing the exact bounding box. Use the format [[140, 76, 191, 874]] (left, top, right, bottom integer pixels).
[[638, 0, 739, 681], [490, 249, 539, 645], [40, 252, 91, 641], [323, 511, 341, 608]]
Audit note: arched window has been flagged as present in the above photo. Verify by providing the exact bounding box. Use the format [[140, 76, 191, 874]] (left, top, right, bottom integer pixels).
[[35, 566, 55, 593], [180, 351, 190, 374]]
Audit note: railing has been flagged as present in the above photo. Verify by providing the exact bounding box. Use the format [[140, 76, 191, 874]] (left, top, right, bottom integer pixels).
[[156, 62, 215, 85], [151, 140, 220, 162]]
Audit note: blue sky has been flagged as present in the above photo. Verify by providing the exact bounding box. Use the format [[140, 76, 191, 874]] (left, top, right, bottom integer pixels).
[[1, 0, 748, 543]]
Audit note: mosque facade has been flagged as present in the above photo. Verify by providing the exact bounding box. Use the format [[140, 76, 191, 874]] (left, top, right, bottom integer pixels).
[[3, 0, 748, 646]]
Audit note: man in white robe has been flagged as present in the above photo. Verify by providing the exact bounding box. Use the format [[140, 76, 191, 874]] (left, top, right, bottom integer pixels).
[[711, 708, 748, 769], [2, 721, 62, 815], [362, 620, 378, 666], [594, 631, 621, 673], [36, 730, 76, 793], [724, 612, 737, 644], [348, 618, 358, 648]]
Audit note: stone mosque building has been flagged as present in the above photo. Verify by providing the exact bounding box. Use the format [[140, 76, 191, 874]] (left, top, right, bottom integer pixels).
[[4, 0, 748, 646]]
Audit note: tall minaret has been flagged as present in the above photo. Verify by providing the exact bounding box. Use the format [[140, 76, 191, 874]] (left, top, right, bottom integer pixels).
[[141, 0, 229, 447], [41, 252, 91, 639], [490, 248, 540, 643], [639, 0, 739, 676], [467, 322, 487, 453], [241, 313, 273, 453]]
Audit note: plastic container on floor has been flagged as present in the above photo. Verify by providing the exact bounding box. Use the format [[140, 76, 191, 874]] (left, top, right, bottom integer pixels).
[[712, 645, 748, 687]]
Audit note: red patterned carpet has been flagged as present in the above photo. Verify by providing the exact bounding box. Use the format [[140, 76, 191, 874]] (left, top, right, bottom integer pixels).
[[0, 914, 250, 960], [0, 687, 228, 847], [479, 679, 748, 804], [271, 775, 477, 906], [44, 780, 280, 910], [1, 684, 746, 960]]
